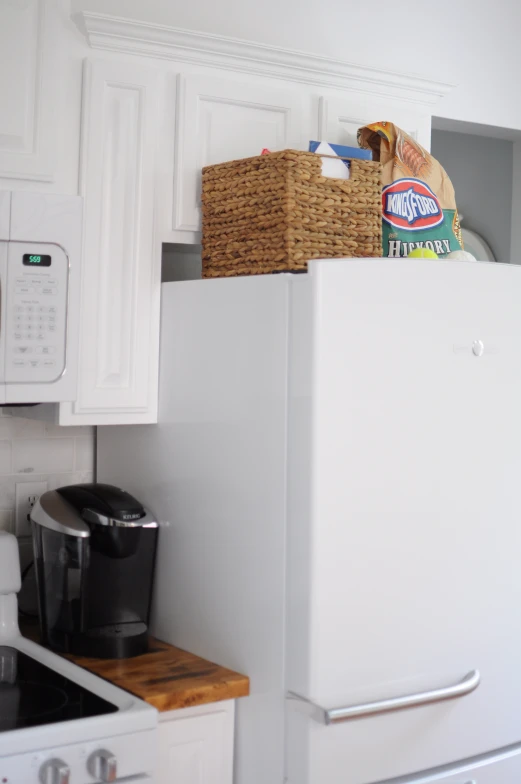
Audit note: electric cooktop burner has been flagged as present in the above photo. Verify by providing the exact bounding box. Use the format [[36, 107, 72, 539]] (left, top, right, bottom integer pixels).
[[0, 646, 117, 732]]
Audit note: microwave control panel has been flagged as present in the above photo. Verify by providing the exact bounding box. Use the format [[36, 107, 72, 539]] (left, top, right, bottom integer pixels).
[[4, 242, 68, 384]]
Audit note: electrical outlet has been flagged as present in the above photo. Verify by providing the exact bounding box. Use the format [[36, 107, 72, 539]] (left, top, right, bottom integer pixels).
[[15, 481, 48, 538]]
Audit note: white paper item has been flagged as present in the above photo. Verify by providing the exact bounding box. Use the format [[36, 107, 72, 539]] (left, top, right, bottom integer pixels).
[[321, 156, 350, 180], [313, 141, 350, 180]]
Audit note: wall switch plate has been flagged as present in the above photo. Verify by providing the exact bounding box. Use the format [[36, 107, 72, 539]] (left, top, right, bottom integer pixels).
[[15, 481, 48, 538]]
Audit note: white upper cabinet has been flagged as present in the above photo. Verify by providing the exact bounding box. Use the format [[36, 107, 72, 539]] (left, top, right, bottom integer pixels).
[[0, 0, 48, 181], [59, 59, 163, 425], [0, 0, 79, 189], [319, 94, 432, 151], [171, 75, 306, 240]]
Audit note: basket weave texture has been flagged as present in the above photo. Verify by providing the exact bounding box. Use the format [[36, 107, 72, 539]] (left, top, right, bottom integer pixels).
[[201, 149, 382, 278]]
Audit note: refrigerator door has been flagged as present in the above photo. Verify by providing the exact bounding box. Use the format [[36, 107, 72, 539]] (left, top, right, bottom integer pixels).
[[380, 742, 521, 783], [286, 259, 521, 784]]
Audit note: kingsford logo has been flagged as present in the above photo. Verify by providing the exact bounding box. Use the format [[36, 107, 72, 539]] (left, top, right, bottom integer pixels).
[[382, 178, 444, 231]]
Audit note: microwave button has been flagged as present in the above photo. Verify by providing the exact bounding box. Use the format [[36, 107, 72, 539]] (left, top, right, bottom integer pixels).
[[41, 287, 57, 296], [13, 333, 23, 340], [47, 306, 57, 313], [28, 359, 40, 368], [35, 346, 55, 355], [15, 286, 32, 294], [14, 346, 32, 354], [12, 359, 27, 368], [48, 325, 56, 333], [13, 315, 23, 322], [26, 306, 34, 313], [36, 332, 46, 340], [14, 305, 24, 313], [42, 359, 55, 368]]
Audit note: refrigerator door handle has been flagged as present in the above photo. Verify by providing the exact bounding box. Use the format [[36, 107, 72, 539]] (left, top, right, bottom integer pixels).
[[287, 669, 480, 725]]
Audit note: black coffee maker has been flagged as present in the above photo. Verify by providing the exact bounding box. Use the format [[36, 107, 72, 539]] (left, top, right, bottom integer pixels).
[[31, 484, 158, 659]]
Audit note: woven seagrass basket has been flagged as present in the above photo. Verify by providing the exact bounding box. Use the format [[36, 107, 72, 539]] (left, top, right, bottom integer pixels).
[[201, 149, 382, 278]]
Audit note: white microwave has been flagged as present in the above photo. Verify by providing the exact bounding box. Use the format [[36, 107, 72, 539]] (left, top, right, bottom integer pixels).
[[0, 191, 82, 404]]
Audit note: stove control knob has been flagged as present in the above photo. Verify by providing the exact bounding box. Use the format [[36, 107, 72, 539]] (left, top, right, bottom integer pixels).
[[87, 749, 117, 782], [39, 758, 70, 784]]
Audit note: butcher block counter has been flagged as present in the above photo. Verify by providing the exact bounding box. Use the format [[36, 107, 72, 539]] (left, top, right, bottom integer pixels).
[[20, 619, 250, 711]]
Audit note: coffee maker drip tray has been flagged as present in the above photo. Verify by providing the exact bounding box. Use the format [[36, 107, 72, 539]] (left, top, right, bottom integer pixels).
[[0, 646, 117, 732], [71, 623, 149, 660]]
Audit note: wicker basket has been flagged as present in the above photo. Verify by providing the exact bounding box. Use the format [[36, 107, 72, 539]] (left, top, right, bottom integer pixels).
[[201, 149, 382, 278]]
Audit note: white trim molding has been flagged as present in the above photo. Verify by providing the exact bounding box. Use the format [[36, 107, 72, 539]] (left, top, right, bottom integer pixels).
[[77, 12, 453, 106], [0, 170, 54, 183]]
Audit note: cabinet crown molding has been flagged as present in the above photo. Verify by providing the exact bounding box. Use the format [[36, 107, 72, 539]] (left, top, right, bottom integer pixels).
[[77, 12, 453, 106]]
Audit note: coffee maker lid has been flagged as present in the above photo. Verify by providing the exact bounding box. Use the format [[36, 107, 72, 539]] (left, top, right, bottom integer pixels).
[[56, 484, 156, 529], [30, 491, 91, 538]]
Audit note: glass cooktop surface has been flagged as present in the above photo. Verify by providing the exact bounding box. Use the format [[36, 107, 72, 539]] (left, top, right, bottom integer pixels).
[[0, 646, 118, 732]]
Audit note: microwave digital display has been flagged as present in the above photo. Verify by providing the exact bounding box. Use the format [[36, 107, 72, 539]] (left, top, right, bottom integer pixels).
[[23, 254, 52, 267]]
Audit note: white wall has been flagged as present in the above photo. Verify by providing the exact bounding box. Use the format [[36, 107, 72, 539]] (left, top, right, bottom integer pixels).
[[72, 0, 521, 131], [431, 129, 513, 262]]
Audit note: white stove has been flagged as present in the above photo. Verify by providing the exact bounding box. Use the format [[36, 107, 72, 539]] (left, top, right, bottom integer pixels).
[[0, 531, 157, 783]]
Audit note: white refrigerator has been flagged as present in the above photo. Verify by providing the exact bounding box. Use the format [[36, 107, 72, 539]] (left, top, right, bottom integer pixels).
[[98, 259, 521, 784]]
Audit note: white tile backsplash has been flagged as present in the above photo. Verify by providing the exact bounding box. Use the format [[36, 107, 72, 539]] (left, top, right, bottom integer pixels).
[[44, 423, 94, 439], [0, 441, 11, 474], [74, 436, 95, 472], [0, 509, 12, 532], [0, 412, 95, 535], [0, 416, 45, 439], [13, 438, 75, 475], [46, 471, 94, 490]]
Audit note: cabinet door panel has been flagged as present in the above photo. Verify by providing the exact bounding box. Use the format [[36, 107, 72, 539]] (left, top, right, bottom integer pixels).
[[0, 0, 41, 155], [0, 0, 68, 184], [59, 59, 162, 425], [158, 706, 234, 784], [174, 74, 304, 233], [319, 95, 431, 150]]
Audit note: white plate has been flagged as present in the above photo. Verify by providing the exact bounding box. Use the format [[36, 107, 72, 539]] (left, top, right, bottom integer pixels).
[[461, 227, 496, 262]]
